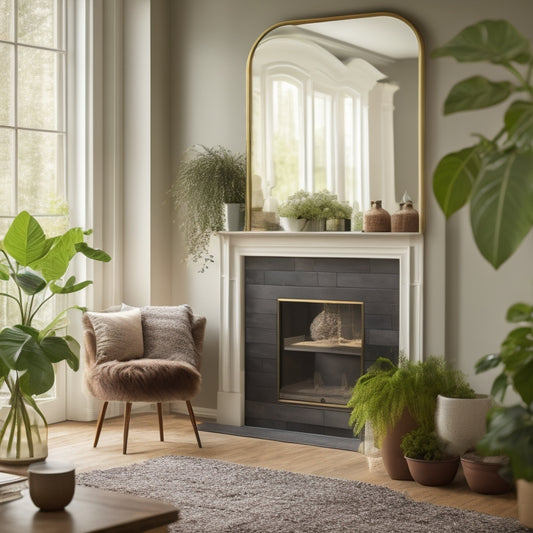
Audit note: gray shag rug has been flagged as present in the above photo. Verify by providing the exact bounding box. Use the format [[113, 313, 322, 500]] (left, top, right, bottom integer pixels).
[[76, 456, 529, 533]]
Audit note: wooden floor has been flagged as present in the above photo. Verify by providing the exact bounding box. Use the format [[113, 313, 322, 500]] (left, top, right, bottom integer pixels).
[[44, 411, 518, 520]]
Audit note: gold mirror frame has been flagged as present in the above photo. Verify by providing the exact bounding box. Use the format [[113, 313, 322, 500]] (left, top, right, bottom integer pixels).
[[245, 12, 425, 232]]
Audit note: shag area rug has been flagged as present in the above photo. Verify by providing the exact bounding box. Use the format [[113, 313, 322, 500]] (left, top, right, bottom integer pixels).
[[76, 456, 528, 533]]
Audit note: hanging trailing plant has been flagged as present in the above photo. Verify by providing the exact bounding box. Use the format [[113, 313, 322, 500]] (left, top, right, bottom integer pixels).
[[171, 145, 246, 272]]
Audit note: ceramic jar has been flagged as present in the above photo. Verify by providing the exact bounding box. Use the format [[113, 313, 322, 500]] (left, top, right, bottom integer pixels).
[[391, 201, 419, 232], [363, 201, 391, 232]]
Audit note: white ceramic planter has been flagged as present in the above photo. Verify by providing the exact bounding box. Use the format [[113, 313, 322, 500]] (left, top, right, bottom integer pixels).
[[517, 479, 533, 528], [279, 217, 306, 232], [224, 203, 245, 231], [435, 394, 492, 456]]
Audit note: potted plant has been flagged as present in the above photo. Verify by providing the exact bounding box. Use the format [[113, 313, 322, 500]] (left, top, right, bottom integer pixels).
[[171, 145, 247, 272], [324, 199, 352, 231], [0, 211, 111, 464], [278, 189, 350, 231], [431, 19, 533, 527], [347, 355, 474, 480], [401, 426, 460, 486]]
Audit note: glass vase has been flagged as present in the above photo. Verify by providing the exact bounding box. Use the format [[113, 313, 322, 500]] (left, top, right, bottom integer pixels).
[[0, 380, 48, 465]]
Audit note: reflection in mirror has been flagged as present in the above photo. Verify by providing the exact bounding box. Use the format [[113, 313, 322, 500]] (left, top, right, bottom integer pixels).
[[246, 13, 423, 231]]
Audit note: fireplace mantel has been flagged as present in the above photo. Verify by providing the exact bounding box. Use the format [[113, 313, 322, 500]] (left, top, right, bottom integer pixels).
[[217, 231, 424, 426]]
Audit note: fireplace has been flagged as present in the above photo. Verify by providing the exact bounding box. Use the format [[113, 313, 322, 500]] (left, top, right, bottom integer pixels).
[[217, 231, 424, 431], [278, 299, 364, 408], [244, 256, 398, 437]]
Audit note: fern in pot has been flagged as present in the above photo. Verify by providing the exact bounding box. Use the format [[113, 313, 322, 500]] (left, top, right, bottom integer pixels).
[[172, 145, 247, 272], [0, 211, 111, 464]]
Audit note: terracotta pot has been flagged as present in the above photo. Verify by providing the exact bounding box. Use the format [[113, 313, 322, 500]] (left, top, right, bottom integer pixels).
[[405, 456, 460, 486], [517, 479, 533, 529], [435, 394, 492, 456], [381, 409, 417, 480], [461, 453, 513, 494]]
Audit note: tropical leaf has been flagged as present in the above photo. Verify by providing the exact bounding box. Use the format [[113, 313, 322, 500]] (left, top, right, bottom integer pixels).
[[0, 326, 44, 371], [432, 20, 531, 64], [41, 335, 80, 371], [443, 76, 513, 114], [470, 150, 533, 268], [75, 242, 111, 263], [12, 271, 47, 296], [50, 277, 92, 294], [18, 356, 55, 396], [3, 211, 46, 266], [505, 100, 533, 148], [30, 227, 84, 282], [506, 302, 533, 323], [0, 264, 9, 280], [433, 146, 482, 217]]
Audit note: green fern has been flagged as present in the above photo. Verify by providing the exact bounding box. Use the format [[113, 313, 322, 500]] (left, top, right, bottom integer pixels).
[[347, 355, 474, 447]]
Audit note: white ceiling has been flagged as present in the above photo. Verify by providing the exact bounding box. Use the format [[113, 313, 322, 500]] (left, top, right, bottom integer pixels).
[[298, 16, 419, 60]]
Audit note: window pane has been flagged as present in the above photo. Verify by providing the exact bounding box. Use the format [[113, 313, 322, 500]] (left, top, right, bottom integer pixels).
[[0, 0, 14, 41], [0, 43, 14, 126], [17, 0, 62, 49], [272, 79, 301, 202], [17, 130, 66, 214], [18, 46, 63, 130], [313, 92, 332, 191], [0, 128, 14, 214]]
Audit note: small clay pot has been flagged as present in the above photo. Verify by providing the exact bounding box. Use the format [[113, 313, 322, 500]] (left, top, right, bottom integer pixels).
[[405, 456, 460, 486], [461, 453, 513, 494]]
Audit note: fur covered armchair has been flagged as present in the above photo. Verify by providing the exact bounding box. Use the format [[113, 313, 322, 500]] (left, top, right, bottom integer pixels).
[[82, 305, 206, 454]]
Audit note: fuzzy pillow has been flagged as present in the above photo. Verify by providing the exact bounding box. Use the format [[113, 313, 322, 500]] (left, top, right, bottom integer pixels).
[[85, 308, 144, 363], [141, 305, 199, 368]]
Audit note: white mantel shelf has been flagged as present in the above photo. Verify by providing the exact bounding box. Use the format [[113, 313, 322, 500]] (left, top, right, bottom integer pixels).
[[217, 230, 424, 426]]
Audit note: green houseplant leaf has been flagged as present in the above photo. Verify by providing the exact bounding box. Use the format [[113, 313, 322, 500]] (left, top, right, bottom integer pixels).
[[3, 211, 47, 266], [443, 76, 513, 114], [431, 20, 531, 64], [433, 146, 482, 217], [470, 151, 533, 268]]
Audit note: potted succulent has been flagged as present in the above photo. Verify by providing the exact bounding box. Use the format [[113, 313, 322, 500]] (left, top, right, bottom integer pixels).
[[401, 426, 460, 486], [171, 145, 247, 272], [0, 211, 111, 464], [347, 355, 474, 480], [432, 19, 533, 527]]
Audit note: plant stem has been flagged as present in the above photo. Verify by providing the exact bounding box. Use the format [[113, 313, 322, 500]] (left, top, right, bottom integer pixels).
[[502, 61, 533, 98]]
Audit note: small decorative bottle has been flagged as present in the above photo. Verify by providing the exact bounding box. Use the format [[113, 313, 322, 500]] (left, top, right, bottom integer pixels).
[[363, 200, 391, 232]]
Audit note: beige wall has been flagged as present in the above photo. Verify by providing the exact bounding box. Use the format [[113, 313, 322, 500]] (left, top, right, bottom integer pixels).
[[166, 0, 533, 411]]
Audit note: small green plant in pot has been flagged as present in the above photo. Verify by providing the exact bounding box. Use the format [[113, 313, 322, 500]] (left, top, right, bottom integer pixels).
[[0, 211, 111, 464], [401, 427, 460, 486], [347, 355, 473, 480], [171, 145, 247, 272]]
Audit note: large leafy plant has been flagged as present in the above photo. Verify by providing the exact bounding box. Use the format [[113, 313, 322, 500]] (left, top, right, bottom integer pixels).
[[475, 303, 533, 481], [0, 211, 110, 457], [432, 20, 533, 269]]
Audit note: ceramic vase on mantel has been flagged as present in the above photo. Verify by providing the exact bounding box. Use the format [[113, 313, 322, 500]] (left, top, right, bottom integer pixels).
[[391, 201, 419, 232], [224, 203, 245, 231], [363, 201, 391, 232]]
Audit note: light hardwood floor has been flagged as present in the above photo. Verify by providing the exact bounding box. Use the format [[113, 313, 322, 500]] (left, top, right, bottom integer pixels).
[[44, 411, 518, 520]]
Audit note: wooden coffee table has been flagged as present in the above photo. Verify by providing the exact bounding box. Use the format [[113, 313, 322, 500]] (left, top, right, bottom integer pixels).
[[2, 485, 179, 532]]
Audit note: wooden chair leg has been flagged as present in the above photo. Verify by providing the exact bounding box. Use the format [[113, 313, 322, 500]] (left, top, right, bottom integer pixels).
[[157, 402, 164, 442], [123, 402, 132, 455], [93, 401, 109, 448], [186, 400, 202, 448]]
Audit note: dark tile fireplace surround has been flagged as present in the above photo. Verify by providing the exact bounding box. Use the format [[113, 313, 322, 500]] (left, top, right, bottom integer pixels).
[[244, 256, 400, 439]]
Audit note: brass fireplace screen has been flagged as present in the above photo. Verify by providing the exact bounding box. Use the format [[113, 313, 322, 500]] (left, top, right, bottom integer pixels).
[[278, 299, 364, 408]]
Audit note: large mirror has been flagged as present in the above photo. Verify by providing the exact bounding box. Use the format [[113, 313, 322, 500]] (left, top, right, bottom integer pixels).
[[246, 13, 424, 231]]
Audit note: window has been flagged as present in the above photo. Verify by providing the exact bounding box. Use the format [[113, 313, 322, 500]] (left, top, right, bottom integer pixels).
[[0, 0, 68, 328]]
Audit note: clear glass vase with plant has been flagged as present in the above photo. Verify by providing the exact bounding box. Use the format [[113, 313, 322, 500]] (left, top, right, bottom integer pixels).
[[0, 211, 111, 463]]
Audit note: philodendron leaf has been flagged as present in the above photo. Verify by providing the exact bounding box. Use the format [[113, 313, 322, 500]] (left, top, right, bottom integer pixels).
[[0, 264, 9, 280], [443, 76, 513, 114], [505, 100, 533, 148], [433, 146, 482, 217], [50, 277, 92, 294], [30, 227, 84, 282], [506, 302, 533, 323], [41, 335, 80, 371], [470, 150, 533, 268], [12, 270, 47, 295], [18, 355, 55, 396], [3, 211, 47, 266], [432, 20, 531, 64], [75, 242, 112, 263]]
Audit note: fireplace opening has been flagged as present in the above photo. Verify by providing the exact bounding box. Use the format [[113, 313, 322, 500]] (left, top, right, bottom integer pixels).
[[278, 299, 364, 408]]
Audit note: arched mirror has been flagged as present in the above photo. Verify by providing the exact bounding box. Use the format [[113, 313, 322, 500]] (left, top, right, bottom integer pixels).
[[246, 13, 424, 231]]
